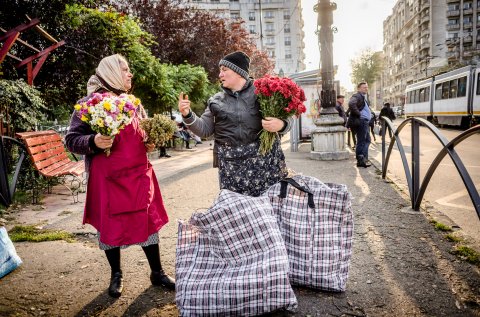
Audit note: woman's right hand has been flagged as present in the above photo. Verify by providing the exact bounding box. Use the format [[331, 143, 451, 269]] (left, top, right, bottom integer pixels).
[[94, 133, 113, 149], [178, 92, 191, 117]]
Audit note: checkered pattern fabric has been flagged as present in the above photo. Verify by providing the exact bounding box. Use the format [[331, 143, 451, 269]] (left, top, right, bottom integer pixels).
[[176, 189, 298, 316], [264, 175, 354, 291]]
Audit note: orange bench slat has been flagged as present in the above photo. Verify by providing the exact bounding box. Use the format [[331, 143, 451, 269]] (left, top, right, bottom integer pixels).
[[29, 142, 64, 156], [17, 130, 85, 179]]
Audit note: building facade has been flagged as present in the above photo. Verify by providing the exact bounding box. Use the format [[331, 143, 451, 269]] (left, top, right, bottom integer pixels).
[[383, 0, 480, 108], [383, 0, 443, 107], [185, 0, 306, 76]]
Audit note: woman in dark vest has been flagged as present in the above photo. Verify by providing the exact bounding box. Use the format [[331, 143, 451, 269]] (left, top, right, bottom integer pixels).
[[178, 51, 293, 197]]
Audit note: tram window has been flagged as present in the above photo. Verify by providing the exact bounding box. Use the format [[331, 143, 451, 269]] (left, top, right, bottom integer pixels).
[[407, 91, 412, 103], [476, 73, 480, 95], [449, 79, 458, 98], [458, 76, 467, 97], [419, 88, 425, 102], [442, 81, 450, 99], [435, 83, 442, 100], [425, 87, 430, 102], [414, 90, 419, 103]]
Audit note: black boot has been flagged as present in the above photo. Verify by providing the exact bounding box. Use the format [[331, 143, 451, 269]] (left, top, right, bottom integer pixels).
[[108, 271, 123, 298], [356, 155, 371, 168], [150, 270, 176, 290], [142, 244, 176, 290], [105, 248, 122, 297]]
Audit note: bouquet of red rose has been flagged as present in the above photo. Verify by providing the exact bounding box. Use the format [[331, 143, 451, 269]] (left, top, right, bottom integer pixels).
[[254, 75, 306, 155]]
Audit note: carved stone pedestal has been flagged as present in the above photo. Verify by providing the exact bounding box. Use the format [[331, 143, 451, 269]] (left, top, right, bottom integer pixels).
[[310, 113, 349, 160]]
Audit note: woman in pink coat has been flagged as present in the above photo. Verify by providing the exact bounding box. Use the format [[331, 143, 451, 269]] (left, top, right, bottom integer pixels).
[[65, 54, 175, 298]]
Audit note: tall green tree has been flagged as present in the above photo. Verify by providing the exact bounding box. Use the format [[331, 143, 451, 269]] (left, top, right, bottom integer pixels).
[[350, 49, 383, 86], [114, 0, 274, 81], [0, 2, 211, 117]]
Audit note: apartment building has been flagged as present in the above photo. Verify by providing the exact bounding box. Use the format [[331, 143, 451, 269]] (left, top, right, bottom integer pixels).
[[443, 0, 480, 63], [383, 1, 443, 106], [185, 0, 306, 76], [383, 0, 480, 107]]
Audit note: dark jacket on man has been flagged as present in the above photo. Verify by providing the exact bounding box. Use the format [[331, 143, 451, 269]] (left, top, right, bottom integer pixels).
[[346, 92, 368, 130], [335, 102, 347, 125], [379, 104, 396, 122]]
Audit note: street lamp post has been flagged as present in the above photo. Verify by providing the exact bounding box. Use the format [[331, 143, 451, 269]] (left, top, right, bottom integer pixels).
[[310, 0, 348, 161], [420, 55, 438, 79], [316, 0, 336, 113]]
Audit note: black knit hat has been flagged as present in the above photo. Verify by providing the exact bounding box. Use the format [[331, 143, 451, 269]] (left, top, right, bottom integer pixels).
[[219, 51, 250, 80]]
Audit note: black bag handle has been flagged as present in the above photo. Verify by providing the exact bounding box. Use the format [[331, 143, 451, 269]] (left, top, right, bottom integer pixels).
[[279, 178, 315, 208]]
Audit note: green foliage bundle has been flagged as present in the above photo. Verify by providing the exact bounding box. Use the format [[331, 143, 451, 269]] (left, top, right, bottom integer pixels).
[[0, 79, 47, 132], [140, 114, 177, 148]]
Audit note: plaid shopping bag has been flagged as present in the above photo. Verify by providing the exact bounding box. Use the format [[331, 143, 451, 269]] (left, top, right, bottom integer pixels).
[[176, 189, 298, 316], [264, 175, 354, 291]]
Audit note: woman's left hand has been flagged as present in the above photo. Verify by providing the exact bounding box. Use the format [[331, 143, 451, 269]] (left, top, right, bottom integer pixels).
[[145, 143, 155, 152], [262, 117, 285, 132]]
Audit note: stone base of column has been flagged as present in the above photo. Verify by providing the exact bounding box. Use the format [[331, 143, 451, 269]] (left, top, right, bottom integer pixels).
[[310, 114, 349, 161]]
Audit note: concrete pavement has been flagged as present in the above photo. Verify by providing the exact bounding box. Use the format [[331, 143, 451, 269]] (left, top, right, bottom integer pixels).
[[0, 138, 479, 316]]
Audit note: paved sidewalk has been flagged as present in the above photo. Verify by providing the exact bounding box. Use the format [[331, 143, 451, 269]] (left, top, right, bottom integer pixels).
[[0, 140, 479, 316]]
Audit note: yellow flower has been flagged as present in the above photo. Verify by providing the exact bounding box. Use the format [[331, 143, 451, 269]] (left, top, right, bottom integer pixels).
[[81, 115, 88, 122], [96, 118, 104, 127], [133, 98, 141, 106], [103, 101, 111, 111], [74, 104, 81, 111], [118, 101, 125, 112]]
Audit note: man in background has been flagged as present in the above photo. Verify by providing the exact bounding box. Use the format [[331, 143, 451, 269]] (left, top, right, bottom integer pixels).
[[347, 82, 372, 168], [379, 102, 396, 138], [335, 95, 347, 126]]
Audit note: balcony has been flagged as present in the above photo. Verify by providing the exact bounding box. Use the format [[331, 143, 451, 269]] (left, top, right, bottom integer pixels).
[[447, 10, 460, 17], [421, 28, 430, 37], [463, 21, 473, 28], [447, 23, 461, 30], [464, 8, 473, 15], [420, 1, 429, 12], [420, 15, 429, 25], [446, 50, 457, 60], [463, 49, 474, 57], [464, 35, 473, 43], [419, 41, 429, 51], [446, 0, 459, 2]]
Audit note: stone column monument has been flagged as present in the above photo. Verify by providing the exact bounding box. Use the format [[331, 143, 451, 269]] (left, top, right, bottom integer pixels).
[[310, 0, 349, 160]]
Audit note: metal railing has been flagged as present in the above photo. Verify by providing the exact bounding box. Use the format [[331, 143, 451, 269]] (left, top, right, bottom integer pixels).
[[380, 117, 480, 219], [0, 136, 27, 207], [36, 121, 70, 137]]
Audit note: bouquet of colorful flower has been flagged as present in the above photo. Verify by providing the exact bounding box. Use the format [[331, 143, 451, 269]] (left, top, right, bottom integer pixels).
[[74, 92, 140, 156], [139, 114, 177, 148], [254, 75, 307, 155]]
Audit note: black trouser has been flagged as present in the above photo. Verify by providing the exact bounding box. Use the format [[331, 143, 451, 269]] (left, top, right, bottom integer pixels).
[[104, 244, 162, 274], [160, 146, 167, 156]]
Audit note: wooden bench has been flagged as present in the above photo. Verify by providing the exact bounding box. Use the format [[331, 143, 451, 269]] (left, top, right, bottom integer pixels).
[[16, 130, 85, 203]]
